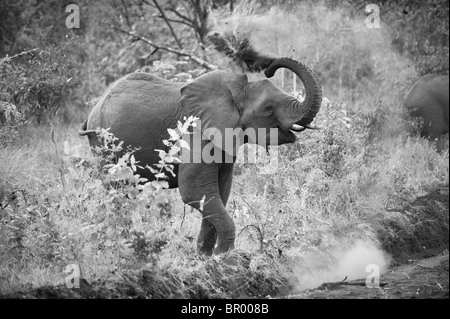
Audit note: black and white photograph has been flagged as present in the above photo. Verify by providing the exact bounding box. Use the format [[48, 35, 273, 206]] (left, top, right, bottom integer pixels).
[[0, 0, 448, 303]]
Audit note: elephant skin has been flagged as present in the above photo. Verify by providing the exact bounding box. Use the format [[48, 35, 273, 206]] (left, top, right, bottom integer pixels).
[[404, 74, 449, 140], [80, 58, 322, 255]]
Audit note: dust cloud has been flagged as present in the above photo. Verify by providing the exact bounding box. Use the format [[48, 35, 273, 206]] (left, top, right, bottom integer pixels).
[[209, 4, 380, 61], [209, 2, 416, 99], [288, 240, 391, 291]]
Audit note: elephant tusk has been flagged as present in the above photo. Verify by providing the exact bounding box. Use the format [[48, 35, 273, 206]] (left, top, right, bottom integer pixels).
[[290, 124, 305, 132], [290, 123, 323, 132], [78, 129, 98, 136], [305, 123, 323, 130]]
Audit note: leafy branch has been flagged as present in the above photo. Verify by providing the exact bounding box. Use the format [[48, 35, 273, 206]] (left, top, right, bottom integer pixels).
[[0, 48, 39, 66]]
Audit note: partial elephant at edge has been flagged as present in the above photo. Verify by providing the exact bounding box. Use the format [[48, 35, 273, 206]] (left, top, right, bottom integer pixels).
[[404, 74, 449, 143]]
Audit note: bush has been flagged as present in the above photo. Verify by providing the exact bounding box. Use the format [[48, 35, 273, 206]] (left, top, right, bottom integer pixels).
[[0, 116, 197, 290], [0, 37, 82, 124], [0, 101, 25, 147]]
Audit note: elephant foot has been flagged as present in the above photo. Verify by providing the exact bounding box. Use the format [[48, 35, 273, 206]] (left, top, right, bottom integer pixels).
[[197, 240, 215, 256], [213, 242, 234, 255], [197, 241, 234, 255], [197, 228, 235, 255]]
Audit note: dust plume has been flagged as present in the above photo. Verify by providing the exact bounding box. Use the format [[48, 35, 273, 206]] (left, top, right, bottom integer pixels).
[[288, 240, 391, 291], [207, 2, 416, 94]]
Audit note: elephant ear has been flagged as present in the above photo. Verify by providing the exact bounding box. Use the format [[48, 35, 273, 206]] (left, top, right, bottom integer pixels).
[[180, 70, 248, 153]]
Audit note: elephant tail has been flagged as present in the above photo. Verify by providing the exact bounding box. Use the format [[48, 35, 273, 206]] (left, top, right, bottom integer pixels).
[[78, 119, 97, 136]]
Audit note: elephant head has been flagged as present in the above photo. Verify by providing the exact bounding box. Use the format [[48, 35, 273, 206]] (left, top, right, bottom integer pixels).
[[180, 57, 322, 156]]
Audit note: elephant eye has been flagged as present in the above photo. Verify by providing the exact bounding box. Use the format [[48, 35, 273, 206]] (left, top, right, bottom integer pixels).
[[265, 104, 275, 113]]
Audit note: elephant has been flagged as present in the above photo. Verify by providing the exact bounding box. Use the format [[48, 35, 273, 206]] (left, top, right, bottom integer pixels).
[[404, 74, 449, 140], [79, 57, 322, 255]]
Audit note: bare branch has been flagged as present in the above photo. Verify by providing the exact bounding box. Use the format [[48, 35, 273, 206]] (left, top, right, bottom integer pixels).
[[167, 7, 194, 24], [156, 16, 194, 28], [120, 0, 132, 29], [139, 0, 155, 8], [152, 0, 183, 49], [178, 1, 194, 21], [107, 24, 218, 70]]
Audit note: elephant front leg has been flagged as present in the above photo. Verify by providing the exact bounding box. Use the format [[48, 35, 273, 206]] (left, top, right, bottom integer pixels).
[[178, 163, 236, 255], [197, 218, 217, 256], [201, 196, 236, 254], [182, 193, 236, 255]]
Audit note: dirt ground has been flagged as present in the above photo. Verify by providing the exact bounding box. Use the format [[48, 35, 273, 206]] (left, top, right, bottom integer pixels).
[[279, 253, 449, 299], [1, 186, 448, 299], [280, 185, 449, 299], [2, 253, 447, 299]]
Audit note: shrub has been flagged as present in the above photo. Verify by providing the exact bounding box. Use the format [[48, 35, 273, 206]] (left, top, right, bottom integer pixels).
[[61, 117, 198, 265], [0, 101, 25, 147], [0, 37, 81, 124]]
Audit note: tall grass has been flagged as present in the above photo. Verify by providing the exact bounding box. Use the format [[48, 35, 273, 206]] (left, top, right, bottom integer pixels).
[[1, 101, 448, 296]]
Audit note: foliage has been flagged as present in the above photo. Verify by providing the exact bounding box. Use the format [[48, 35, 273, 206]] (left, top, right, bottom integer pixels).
[[68, 117, 195, 265], [0, 101, 25, 147], [0, 117, 196, 285], [0, 38, 82, 123]]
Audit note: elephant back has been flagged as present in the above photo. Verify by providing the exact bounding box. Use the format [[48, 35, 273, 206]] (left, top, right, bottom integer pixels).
[[86, 72, 183, 133]]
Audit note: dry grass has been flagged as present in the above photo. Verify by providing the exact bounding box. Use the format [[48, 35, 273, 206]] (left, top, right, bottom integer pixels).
[[0, 106, 448, 297]]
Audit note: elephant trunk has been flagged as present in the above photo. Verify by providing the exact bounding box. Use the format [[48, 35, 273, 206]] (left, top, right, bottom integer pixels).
[[265, 58, 322, 127]]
